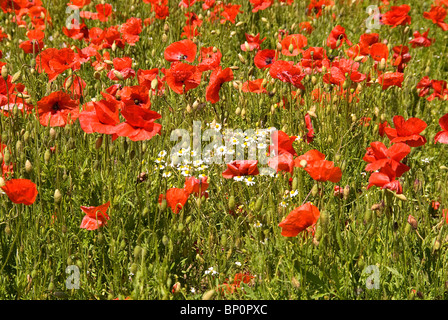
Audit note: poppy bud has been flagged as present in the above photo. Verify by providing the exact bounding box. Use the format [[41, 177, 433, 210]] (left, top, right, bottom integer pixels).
[[112, 42, 117, 52], [343, 185, 350, 200], [54, 189, 62, 204], [11, 70, 21, 83], [425, 66, 430, 76], [25, 160, 33, 173], [238, 54, 246, 64], [3, 148, 10, 166], [241, 108, 246, 118], [1, 65, 8, 80], [244, 41, 250, 51], [314, 224, 322, 241], [44, 149, 51, 163], [159, 198, 167, 212], [354, 55, 364, 62], [186, 104, 192, 113], [172, 282, 181, 294], [407, 215, 418, 230], [433, 238, 441, 251], [113, 70, 124, 81], [202, 289, 215, 300], [230, 31, 236, 37], [378, 58, 386, 71], [319, 210, 329, 230], [95, 136, 103, 150], [363, 210, 372, 224], [255, 197, 263, 212], [288, 44, 294, 53], [49, 127, 57, 140], [134, 245, 142, 259], [277, 42, 282, 51], [151, 77, 158, 90], [235, 107, 241, 115], [404, 223, 412, 235], [228, 195, 236, 211], [93, 71, 101, 80], [163, 23, 169, 32], [161, 235, 169, 247], [394, 193, 407, 201], [311, 75, 317, 85]]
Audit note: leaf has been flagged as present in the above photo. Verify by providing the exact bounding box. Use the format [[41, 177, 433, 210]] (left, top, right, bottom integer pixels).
[[385, 266, 403, 279]]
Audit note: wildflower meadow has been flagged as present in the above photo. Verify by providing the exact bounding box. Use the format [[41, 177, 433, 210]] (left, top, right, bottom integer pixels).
[[1, 0, 448, 302]]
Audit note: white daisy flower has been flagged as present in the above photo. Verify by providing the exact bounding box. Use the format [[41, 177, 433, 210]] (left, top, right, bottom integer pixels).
[[254, 221, 263, 228], [245, 176, 256, 186], [162, 171, 172, 178], [158, 150, 167, 157], [234, 176, 244, 181]]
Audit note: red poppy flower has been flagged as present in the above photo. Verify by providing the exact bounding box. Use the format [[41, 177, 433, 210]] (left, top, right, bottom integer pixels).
[[381, 4, 412, 28], [305, 112, 315, 144], [1, 179, 38, 205], [222, 160, 259, 179], [367, 168, 403, 194], [220, 272, 255, 294], [416, 76, 433, 97], [242, 79, 267, 94], [164, 62, 202, 94], [304, 159, 342, 183], [249, 0, 273, 12], [64, 75, 86, 100], [435, 113, 448, 144], [384, 115, 427, 147], [254, 49, 277, 69], [198, 46, 222, 72], [179, 0, 196, 8], [95, 3, 113, 22], [369, 43, 389, 62], [79, 98, 120, 136], [299, 21, 314, 34], [281, 34, 307, 56], [206, 66, 234, 104], [68, 0, 91, 8], [307, 0, 334, 19], [269, 60, 306, 90], [378, 121, 390, 137], [409, 29, 435, 48], [294, 149, 325, 168], [268, 152, 295, 174], [241, 33, 266, 51], [423, 5, 448, 31], [120, 17, 142, 45], [428, 80, 448, 101], [35, 47, 76, 82], [301, 47, 328, 72], [153, 3, 170, 20], [219, 4, 242, 24], [164, 187, 190, 213], [137, 68, 164, 94], [278, 202, 320, 237], [118, 85, 151, 109], [391, 45, 411, 72], [377, 72, 403, 90], [327, 25, 352, 49], [19, 29, 45, 54], [269, 130, 297, 157], [107, 57, 135, 81], [37, 91, 79, 127], [164, 39, 197, 63], [102, 26, 125, 49], [80, 201, 110, 230], [363, 141, 410, 177], [184, 176, 209, 197], [114, 104, 162, 141]]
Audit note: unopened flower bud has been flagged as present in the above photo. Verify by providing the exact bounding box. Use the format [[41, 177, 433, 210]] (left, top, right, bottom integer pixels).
[[54, 189, 62, 204], [407, 215, 418, 230], [25, 159, 33, 173]]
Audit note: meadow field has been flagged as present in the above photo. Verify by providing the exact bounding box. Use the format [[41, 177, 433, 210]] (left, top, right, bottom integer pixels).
[[0, 0, 448, 300]]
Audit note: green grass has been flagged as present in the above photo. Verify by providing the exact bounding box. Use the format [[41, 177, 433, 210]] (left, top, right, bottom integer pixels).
[[0, 0, 448, 300]]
